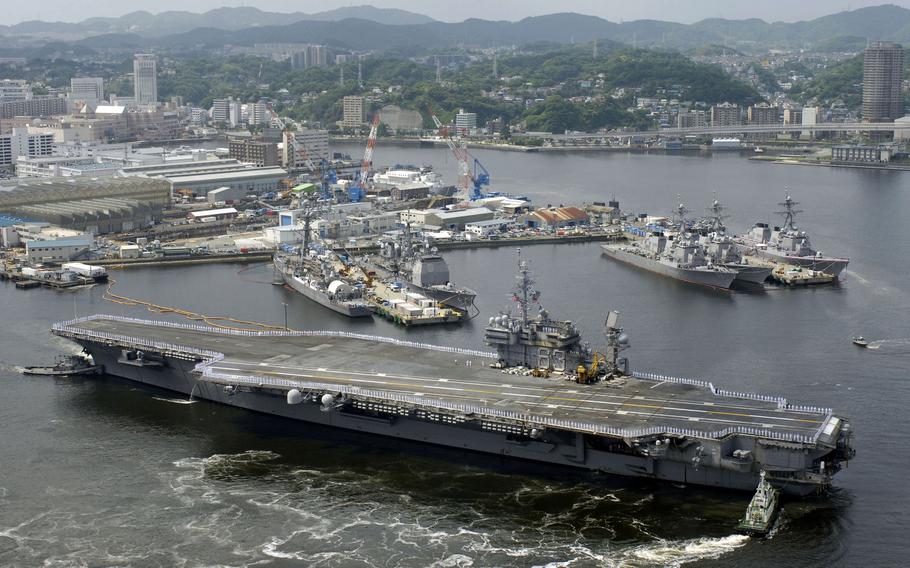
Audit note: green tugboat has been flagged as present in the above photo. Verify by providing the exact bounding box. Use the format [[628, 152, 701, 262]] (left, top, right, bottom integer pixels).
[[737, 470, 781, 537]]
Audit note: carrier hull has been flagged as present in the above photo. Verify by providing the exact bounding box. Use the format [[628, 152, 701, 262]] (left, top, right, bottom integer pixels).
[[53, 316, 854, 497]]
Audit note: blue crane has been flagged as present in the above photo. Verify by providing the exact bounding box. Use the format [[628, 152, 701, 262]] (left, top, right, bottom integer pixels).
[[470, 158, 492, 200]]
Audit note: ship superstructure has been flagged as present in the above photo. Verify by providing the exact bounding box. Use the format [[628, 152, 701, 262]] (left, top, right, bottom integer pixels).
[[273, 203, 373, 318], [694, 199, 774, 285], [602, 201, 738, 289], [370, 227, 477, 311], [739, 196, 849, 277]]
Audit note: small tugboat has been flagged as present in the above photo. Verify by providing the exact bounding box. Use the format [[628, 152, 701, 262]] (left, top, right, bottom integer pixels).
[[737, 470, 781, 537], [852, 336, 869, 348], [22, 354, 103, 376]]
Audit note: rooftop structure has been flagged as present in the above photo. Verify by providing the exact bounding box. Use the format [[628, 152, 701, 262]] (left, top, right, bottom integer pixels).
[[0, 176, 170, 233], [165, 166, 288, 197]]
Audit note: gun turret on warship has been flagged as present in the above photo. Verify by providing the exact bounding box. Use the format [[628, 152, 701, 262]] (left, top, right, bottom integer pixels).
[[739, 196, 849, 277], [53, 252, 854, 496]]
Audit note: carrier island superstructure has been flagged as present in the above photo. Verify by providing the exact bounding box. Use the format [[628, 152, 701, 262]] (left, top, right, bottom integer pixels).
[[51, 260, 854, 496]]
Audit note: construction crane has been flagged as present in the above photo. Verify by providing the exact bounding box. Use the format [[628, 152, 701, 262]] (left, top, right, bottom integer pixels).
[[267, 105, 317, 175], [427, 106, 491, 200], [349, 113, 381, 202]]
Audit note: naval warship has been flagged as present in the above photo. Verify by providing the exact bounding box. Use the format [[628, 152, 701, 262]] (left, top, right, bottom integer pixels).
[[601, 202, 738, 289], [272, 205, 373, 318], [693, 199, 774, 285], [739, 196, 849, 277], [369, 228, 477, 311], [52, 255, 854, 496], [274, 252, 373, 318]]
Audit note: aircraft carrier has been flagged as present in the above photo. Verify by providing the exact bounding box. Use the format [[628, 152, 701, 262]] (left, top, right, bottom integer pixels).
[[50, 261, 854, 496]]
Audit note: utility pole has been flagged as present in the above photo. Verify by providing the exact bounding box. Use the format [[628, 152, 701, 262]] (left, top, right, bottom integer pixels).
[[282, 302, 288, 331]]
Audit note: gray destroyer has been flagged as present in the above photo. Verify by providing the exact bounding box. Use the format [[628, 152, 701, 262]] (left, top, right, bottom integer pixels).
[[602, 202, 737, 289], [694, 199, 774, 285], [739, 196, 849, 277], [52, 257, 854, 496], [274, 252, 373, 318]]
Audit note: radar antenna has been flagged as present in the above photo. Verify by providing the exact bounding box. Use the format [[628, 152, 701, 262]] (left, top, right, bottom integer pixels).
[[673, 195, 690, 232], [706, 192, 729, 232], [513, 248, 540, 326], [604, 311, 630, 377], [776, 194, 802, 231]]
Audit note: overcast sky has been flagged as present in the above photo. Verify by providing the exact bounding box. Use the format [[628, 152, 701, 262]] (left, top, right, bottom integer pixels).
[[7, 0, 910, 25]]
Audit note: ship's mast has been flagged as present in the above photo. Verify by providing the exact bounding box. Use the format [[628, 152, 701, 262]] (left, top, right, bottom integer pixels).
[[706, 195, 729, 233], [513, 248, 539, 326], [673, 196, 690, 235], [776, 195, 802, 232]]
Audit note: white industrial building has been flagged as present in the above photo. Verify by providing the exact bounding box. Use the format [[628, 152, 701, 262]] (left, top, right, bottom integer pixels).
[[0, 128, 54, 167], [8, 223, 94, 263], [465, 219, 513, 237], [165, 167, 288, 197], [400, 207, 494, 230]]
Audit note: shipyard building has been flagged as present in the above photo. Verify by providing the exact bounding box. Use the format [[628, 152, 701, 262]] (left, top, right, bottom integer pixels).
[[0, 177, 170, 233]]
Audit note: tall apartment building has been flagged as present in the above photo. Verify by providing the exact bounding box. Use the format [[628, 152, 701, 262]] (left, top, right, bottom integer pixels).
[[340, 96, 366, 128], [0, 128, 54, 166], [70, 77, 104, 103], [782, 106, 803, 125], [211, 98, 242, 127], [291, 45, 328, 69], [863, 41, 904, 122], [455, 110, 477, 134], [747, 102, 779, 125], [248, 101, 271, 126], [286, 129, 330, 168], [0, 96, 67, 119], [677, 109, 707, 129], [133, 54, 158, 105], [0, 79, 31, 102], [228, 138, 279, 167], [709, 102, 742, 127]]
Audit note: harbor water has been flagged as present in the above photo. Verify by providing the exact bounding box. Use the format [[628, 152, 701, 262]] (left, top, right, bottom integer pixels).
[[2, 148, 909, 566]]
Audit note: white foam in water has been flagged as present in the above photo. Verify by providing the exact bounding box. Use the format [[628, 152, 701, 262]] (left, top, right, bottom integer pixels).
[[152, 396, 198, 405], [619, 534, 750, 567]]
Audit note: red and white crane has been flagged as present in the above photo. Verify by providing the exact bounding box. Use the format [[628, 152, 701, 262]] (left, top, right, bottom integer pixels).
[[428, 107, 473, 197], [349, 113, 381, 202]]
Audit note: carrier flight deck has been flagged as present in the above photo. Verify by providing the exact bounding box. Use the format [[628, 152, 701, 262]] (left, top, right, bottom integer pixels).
[[65, 317, 825, 439], [51, 259, 853, 495]]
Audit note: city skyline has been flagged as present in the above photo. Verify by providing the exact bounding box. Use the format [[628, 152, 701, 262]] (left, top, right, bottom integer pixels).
[[5, 0, 910, 27]]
